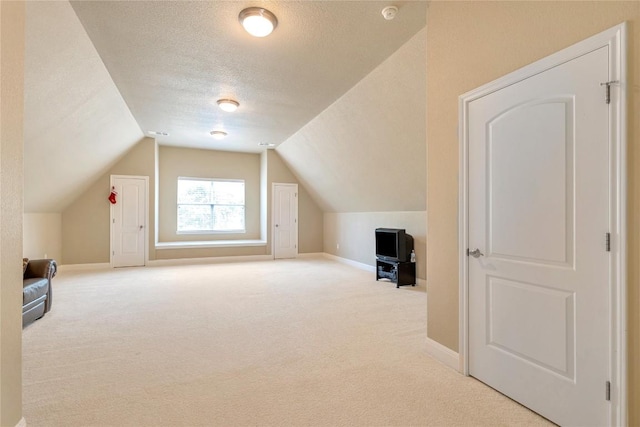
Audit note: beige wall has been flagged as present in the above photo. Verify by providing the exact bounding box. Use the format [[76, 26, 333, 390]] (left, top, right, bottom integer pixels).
[[63, 143, 323, 263], [0, 2, 24, 425], [275, 27, 426, 270], [154, 245, 267, 260], [24, 1, 144, 214], [324, 211, 426, 280], [23, 213, 62, 261], [157, 147, 261, 242], [266, 150, 323, 254], [277, 27, 426, 213], [62, 137, 155, 264], [260, 151, 268, 242], [425, 1, 639, 423]]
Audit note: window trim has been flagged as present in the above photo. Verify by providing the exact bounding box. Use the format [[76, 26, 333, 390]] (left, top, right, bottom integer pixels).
[[177, 177, 246, 234]]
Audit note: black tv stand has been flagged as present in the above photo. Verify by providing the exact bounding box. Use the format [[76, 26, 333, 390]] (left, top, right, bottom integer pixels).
[[376, 259, 416, 288]]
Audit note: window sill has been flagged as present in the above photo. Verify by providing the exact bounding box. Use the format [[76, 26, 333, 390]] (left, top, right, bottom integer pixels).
[[155, 240, 267, 250], [177, 230, 246, 235]]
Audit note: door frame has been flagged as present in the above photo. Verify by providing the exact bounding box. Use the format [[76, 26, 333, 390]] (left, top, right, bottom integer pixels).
[[271, 182, 298, 259], [458, 23, 627, 425], [109, 174, 150, 268]]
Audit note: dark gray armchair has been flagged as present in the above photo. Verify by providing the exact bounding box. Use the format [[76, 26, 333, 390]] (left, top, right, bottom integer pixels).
[[23, 259, 57, 327]]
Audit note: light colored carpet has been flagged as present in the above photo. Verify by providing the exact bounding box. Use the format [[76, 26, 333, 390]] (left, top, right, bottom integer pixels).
[[23, 257, 552, 427]]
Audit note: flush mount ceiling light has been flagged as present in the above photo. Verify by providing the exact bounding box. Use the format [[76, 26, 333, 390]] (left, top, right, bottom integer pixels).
[[210, 130, 228, 139], [217, 99, 240, 112], [239, 7, 278, 37]]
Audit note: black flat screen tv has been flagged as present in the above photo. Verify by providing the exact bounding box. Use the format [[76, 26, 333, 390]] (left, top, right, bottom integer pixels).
[[375, 228, 413, 263]]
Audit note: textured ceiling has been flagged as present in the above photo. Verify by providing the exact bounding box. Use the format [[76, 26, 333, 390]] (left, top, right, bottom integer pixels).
[[24, 1, 426, 213], [70, 0, 428, 153], [24, 1, 144, 213]]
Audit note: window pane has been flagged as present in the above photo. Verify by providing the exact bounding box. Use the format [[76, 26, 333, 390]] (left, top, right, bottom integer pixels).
[[211, 181, 244, 204], [213, 206, 245, 230], [178, 205, 213, 231], [178, 180, 212, 204], [177, 178, 245, 232]]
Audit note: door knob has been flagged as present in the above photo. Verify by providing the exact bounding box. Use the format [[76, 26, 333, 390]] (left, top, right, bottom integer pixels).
[[139, 225, 143, 230], [467, 248, 484, 258], [275, 224, 279, 227]]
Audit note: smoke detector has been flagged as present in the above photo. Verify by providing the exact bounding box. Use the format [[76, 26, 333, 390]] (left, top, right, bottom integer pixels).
[[381, 6, 398, 20]]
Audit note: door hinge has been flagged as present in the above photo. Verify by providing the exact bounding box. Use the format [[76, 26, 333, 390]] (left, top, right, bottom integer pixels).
[[606, 381, 611, 401], [112, 251, 115, 256], [113, 218, 115, 223], [600, 80, 619, 104], [606, 232, 611, 252]]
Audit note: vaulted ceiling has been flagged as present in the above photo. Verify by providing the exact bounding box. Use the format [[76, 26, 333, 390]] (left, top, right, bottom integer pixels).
[[24, 1, 427, 213]]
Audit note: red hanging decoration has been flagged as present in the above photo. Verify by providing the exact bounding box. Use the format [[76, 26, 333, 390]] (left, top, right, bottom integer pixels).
[[108, 186, 118, 204]]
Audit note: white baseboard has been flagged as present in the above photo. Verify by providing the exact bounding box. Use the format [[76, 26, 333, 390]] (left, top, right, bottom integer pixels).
[[16, 417, 26, 427], [296, 252, 325, 259], [58, 263, 110, 272], [61, 254, 315, 270], [147, 254, 272, 267], [425, 337, 460, 371], [322, 253, 428, 287], [322, 253, 376, 272], [57, 255, 427, 288]]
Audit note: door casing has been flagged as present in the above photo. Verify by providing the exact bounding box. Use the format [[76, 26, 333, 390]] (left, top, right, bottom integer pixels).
[[110, 174, 149, 268], [458, 23, 627, 426]]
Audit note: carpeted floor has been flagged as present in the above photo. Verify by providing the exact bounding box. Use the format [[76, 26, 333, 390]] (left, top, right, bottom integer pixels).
[[22, 257, 552, 426]]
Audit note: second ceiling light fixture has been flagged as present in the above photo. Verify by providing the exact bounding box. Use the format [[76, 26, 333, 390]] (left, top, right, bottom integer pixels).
[[211, 7, 278, 141], [239, 7, 278, 37]]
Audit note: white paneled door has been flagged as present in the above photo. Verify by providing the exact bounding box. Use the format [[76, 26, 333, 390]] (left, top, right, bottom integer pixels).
[[465, 39, 618, 425], [111, 176, 147, 268], [273, 183, 298, 259]]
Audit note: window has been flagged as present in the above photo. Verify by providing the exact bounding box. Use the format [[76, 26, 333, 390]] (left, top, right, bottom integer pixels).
[[177, 178, 245, 233]]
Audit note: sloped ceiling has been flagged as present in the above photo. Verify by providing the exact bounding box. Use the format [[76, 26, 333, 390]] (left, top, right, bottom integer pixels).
[[69, 1, 427, 152], [24, 1, 143, 213], [277, 28, 426, 213], [24, 1, 426, 213]]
